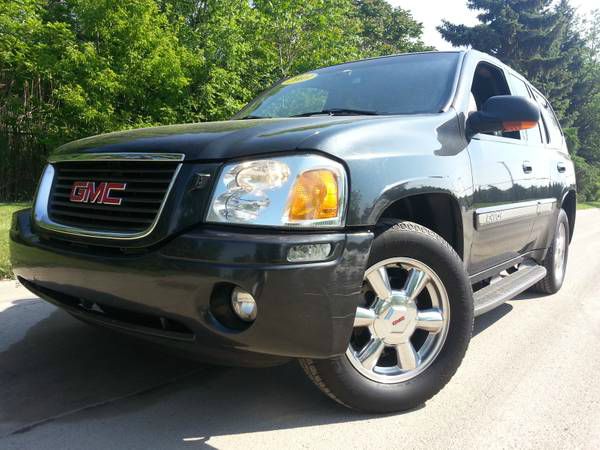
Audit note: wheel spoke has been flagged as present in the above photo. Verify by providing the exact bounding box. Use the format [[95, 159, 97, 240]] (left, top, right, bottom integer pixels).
[[416, 308, 444, 333], [357, 338, 385, 370], [396, 342, 419, 371], [367, 267, 393, 300], [354, 307, 377, 327], [403, 268, 429, 301]]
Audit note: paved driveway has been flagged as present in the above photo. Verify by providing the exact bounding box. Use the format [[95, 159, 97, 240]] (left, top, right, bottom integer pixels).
[[1, 209, 600, 449]]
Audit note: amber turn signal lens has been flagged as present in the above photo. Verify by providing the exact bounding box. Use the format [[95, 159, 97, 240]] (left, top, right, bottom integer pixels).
[[502, 121, 537, 132], [287, 169, 339, 221]]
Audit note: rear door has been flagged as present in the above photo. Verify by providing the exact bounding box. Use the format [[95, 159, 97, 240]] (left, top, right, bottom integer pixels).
[[506, 75, 554, 248], [530, 89, 569, 249]]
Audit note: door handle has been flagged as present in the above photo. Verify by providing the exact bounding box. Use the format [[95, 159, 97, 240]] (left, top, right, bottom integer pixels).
[[557, 162, 567, 173], [522, 161, 533, 174]]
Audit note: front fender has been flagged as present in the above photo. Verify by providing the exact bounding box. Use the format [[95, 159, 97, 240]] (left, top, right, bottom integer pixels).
[[344, 152, 473, 226]]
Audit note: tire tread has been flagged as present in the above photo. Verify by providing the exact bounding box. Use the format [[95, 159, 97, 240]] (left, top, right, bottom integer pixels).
[[299, 220, 473, 413]]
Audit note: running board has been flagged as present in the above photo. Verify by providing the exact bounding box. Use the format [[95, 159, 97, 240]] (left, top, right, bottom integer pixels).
[[473, 264, 547, 317]]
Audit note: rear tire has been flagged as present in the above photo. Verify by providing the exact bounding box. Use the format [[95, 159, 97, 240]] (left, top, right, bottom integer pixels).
[[534, 209, 570, 294], [299, 221, 473, 413]]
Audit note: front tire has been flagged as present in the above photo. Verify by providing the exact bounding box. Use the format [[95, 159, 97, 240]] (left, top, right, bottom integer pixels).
[[299, 221, 473, 413]]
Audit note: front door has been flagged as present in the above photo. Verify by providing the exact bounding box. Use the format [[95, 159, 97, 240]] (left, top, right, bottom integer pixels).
[[465, 62, 541, 275], [468, 135, 538, 274]]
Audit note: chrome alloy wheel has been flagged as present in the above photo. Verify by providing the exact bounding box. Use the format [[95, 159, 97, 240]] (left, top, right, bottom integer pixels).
[[346, 257, 451, 384], [554, 222, 567, 282]]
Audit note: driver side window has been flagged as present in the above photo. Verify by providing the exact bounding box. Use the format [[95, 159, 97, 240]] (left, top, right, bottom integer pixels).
[[470, 63, 519, 140]]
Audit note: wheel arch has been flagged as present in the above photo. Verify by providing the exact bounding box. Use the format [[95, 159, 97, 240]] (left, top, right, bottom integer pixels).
[[376, 192, 464, 260], [560, 190, 576, 242]]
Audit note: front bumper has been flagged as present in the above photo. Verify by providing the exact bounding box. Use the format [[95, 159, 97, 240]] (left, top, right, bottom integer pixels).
[[10, 209, 373, 366]]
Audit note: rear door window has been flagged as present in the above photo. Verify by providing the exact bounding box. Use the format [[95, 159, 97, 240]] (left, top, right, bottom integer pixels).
[[533, 91, 563, 147], [508, 74, 543, 144]]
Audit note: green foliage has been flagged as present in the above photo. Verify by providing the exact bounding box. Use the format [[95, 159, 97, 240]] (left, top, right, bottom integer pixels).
[[0, 0, 430, 201], [439, 0, 580, 122], [4, 0, 598, 203], [354, 0, 432, 56], [577, 200, 600, 210], [572, 155, 600, 202], [254, 0, 362, 78]]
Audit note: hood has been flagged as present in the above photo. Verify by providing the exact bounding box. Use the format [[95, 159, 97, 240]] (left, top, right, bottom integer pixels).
[[51, 112, 461, 162]]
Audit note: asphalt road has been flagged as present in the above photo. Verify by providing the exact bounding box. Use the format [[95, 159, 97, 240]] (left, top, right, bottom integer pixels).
[[1, 209, 599, 450]]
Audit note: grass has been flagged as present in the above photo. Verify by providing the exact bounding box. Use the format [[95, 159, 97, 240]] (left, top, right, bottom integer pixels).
[[577, 201, 600, 210], [0, 203, 30, 279]]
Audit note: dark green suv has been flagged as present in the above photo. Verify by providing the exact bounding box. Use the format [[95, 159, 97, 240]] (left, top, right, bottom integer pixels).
[[10, 50, 576, 413]]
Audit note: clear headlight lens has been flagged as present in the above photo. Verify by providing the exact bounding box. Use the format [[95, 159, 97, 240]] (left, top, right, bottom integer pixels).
[[207, 155, 347, 228], [225, 160, 290, 192]]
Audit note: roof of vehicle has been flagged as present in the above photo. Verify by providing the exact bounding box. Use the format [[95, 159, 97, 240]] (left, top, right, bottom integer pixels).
[[315, 50, 464, 71], [309, 49, 529, 85]]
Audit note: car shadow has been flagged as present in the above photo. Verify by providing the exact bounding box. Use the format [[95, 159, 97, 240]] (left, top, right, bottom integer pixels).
[[506, 290, 551, 302], [0, 289, 547, 448], [0, 300, 387, 448], [472, 289, 552, 337], [473, 303, 513, 336]]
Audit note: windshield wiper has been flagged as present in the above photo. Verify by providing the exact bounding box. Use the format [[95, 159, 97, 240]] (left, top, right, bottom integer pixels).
[[290, 108, 379, 117], [238, 115, 272, 120]]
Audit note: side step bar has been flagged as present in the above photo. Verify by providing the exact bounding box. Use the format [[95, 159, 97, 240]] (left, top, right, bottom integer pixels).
[[473, 263, 547, 317]]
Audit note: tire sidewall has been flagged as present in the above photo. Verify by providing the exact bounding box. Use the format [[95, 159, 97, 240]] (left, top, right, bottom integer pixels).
[[547, 209, 570, 291], [317, 222, 474, 413]]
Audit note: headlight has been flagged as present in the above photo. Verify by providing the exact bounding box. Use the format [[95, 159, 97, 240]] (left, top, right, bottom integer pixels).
[[207, 154, 347, 228]]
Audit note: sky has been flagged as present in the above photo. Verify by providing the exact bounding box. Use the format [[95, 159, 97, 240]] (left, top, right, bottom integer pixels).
[[388, 0, 599, 50]]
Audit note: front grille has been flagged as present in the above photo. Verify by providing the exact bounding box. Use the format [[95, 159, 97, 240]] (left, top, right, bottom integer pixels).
[[48, 160, 179, 233]]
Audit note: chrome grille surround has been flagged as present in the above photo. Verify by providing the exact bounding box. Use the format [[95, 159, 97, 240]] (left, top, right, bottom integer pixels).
[[33, 153, 184, 240]]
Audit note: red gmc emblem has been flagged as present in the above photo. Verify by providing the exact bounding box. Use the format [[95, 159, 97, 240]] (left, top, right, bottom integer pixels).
[[69, 181, 126, 206], [392, 316, 405, 326]]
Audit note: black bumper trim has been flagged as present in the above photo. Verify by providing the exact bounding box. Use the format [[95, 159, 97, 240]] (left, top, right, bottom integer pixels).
[[19, 278, 196, 342], [10, 209, 374, 364]]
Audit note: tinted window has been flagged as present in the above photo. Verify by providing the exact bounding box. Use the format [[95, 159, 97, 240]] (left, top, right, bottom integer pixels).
[[509, 74, 543, 144], [534, 91, 562, 146], [471, 63, 518, 139], [236, 53, 461, 118]]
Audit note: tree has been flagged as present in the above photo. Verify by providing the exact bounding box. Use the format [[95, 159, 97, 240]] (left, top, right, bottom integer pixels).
[[0, 0, 434, 201], [252, 0, 362, 78], [354, 0, 432, 56], [438, 0, 583, 123], [163, 0, 262, 122], [439, 0, 600, 201], [0, 0, 193, 199], [574, 10, 600, 166]]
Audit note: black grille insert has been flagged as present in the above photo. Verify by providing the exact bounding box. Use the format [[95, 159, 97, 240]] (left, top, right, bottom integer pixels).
[[48, 160, 179, 233], [18, 278, 195, 341]]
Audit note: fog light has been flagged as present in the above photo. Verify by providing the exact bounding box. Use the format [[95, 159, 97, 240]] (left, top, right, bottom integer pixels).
[[287, 243, 332, 262], [231, 287, 257, 322]]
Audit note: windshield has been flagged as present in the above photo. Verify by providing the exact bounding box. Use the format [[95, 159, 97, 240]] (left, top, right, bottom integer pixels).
[[235, 52, 461, 119]]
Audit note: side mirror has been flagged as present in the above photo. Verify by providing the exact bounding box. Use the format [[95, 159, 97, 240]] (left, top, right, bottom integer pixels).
[[466, 95, 540, 137]]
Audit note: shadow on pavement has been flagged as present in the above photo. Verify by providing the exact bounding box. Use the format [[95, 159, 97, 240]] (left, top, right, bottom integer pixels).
[[473, 303, 513, 336], [472, 289, 552, 337], [0, 302, 202, 436], [507, 290, 551, 302], [1, 289, 547, 448], [0, 300, 373, 448]]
